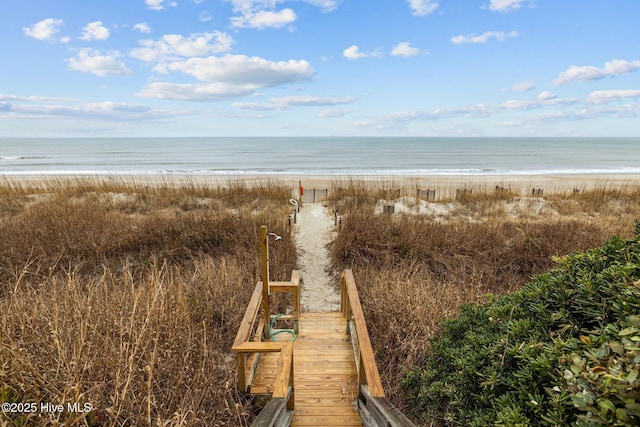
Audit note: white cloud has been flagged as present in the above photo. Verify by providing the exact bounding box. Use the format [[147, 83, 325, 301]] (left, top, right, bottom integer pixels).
[[67, 48, 132, 77], [199, 11, 213, 22], [509, 80, 535, 92], [304, 0, 341, 12], [230, 8, 297, 29], [0, 94, 73, 102], [227, 0, 339, 29], [489, 0, 526, 13], [451, 30, 518, 44], [585, 90, 640, 104], [391, 42, 421, 57], [81, 21, 110, 41], [137, 82, 260, 101], [232, 101, 282, 110], [343, 45, 382, 60], [553, 59, 640, 85], [230, 0, 340, 13], [23, 18, 65, 41], [343, 45, 366, 60], [139, 54, 314, 101], [130, 32, 234, 62], [7, 101, 177, 121], [146, 0, 165, 10], [318, 108, 350, 118], [271, 95, 355, 106], [408, 0, 438, 16], [134, 23, 152, 34], [357, 95, 581, 130], [233, 95, 355, 111], [537, 90, 557, 101], [0, 93, 189, 123], [501, 95, 576, 111], [159, 54, 313, 85]]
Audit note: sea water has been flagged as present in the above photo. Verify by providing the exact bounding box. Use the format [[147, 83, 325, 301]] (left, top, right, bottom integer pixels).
[[0, 137, 639, 176]]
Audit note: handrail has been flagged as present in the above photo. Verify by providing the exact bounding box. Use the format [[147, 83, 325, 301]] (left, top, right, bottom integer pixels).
[[340, 269, 385, 397], [233, 281, 264, 349], [240, 342, 294, 427], [232, 271, 299, 426], [232, 271, 300, 392], [359, 385, 416, 427], [233, 281, 265, 392], [340, 269, 417, 427]]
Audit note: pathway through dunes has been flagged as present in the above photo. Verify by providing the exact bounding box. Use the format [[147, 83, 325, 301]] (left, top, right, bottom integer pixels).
[[251, 201, 362, 426], [295, 202, 340, 313], [294, 202, 360, 425]]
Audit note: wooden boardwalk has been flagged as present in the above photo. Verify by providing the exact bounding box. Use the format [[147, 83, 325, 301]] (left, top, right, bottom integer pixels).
[[251, 312, 361, 426], [232, 258, 415, 426]]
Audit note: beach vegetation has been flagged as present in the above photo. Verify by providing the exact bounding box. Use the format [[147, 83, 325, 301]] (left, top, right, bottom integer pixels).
[[0, 177, 295, 426], [3, 177, 640, 425], [401, 226, 640, 426], [328, 181, 640, 425]]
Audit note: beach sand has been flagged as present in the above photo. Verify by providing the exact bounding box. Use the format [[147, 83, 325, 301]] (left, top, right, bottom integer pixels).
[[3, 173, 640, 195], [270, 174, 640, 198]]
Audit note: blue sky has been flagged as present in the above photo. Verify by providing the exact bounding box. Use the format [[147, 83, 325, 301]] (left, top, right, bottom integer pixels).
[[1, 0, 639, 137]]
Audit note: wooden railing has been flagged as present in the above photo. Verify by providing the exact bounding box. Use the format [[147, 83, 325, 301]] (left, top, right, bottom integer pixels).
[[232, 271, 299, 426], [340, 269, 416, 427], [248, 342, 294, 427]]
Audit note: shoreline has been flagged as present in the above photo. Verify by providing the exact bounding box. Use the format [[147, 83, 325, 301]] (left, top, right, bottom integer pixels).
[[2, 173, 640, 196]]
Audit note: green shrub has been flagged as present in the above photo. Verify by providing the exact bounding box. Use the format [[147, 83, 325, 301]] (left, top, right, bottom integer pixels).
[[402, 224, 640, 426]]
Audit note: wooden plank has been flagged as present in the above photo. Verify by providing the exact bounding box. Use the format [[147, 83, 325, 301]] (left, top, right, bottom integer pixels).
[[290, 312, 361, 427], [246, 310, 362, 426], [341, 269, 385, 398], [289, 270, 300, 285], [233, 341, 287, 352], [236, 271, 416, 426], [294, 381, 357, 391], [273, 343, 293, 398], [270, 283, 297, 292], [291, 417, 361, 426], [232, 282, 263, 349], [360, 385, 416, 427], [252, 397, 288, 427], [294, 406, 359, 416], [295, 347, 353, 355], [260, 226, 270, 339]]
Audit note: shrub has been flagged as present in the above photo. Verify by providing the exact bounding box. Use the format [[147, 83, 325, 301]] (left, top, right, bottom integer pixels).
[[402, 224, 640, 426]]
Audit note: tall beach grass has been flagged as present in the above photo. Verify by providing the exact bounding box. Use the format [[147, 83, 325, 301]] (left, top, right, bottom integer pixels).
[[0, 177, 296, 426], [328, 180, 640, 416]]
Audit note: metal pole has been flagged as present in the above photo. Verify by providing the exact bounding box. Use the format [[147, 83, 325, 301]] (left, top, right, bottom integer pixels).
[[260, 226, 270, 338]]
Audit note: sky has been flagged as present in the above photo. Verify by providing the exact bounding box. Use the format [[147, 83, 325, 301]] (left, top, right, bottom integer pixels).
[[1, 0, 639, 137]]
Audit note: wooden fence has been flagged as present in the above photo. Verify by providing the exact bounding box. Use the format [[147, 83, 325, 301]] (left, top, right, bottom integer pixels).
[[301, 188, 328, 203]]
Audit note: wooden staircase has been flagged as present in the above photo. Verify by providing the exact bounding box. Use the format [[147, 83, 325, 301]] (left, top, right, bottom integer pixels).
[[251, 312, 360, 426], [232, 268, 415, 427]]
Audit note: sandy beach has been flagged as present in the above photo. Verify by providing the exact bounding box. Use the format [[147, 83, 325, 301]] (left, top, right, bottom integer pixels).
[[4, 173, 640, 199]]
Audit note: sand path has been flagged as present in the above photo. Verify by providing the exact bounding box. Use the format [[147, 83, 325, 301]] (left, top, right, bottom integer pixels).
[[295, 203, 340, 312]]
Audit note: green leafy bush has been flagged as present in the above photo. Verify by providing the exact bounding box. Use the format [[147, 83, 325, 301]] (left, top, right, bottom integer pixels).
[[402, 224, 640, 426]]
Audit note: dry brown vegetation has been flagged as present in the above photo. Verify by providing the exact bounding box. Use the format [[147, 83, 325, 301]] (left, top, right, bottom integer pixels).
[[327, 181, 640, 414], [0, 178, 296, 426], [4, 176, 640, 426]]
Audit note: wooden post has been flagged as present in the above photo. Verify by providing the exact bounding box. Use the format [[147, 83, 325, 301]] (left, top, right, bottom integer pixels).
[[299, 180, 303, 207], [260, 226, 270, 339]]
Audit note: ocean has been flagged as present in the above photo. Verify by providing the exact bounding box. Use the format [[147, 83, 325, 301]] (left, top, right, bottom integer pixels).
[[1, 137, 639, 176]]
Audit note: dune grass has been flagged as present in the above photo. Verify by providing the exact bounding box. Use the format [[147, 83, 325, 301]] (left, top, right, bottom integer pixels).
[[0, 177, 296, 426], [3, 176, 640, 426], [327, 181, 640, 419]]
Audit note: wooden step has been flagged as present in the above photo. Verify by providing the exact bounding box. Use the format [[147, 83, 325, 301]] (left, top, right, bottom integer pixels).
[[250, 312, 362, 426]]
